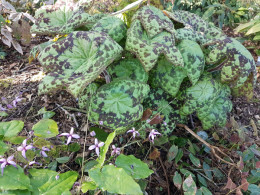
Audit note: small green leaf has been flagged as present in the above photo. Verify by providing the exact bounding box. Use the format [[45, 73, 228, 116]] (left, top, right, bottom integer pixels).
[[167, 144, 178, 162], [0, 111, 8, 117], [183, 175, 197, 195], [39, 171, 78, 195], [56, 156, 70, 164], [115, 154, 153, 179], [4, 136, 26, 144], [189, 153, 201, 167], [203, 162, 212, 180], [32, 119, 59, 138], [197, 175, 207, 187], [89, 165, 142, 194], [68, 143, 80, 152], [84, 160, 99, 172], [81, 181, 97, 193], [0, 140, 9, 155], [0, 120, 24, 138], [48, 161, 57, 171], [175, 149, 183, 164], [248, 184, 260, 195], [196, 187, 212, 195], [180, 169, 196, 179], [173, 171, 182, 189], [89, 127, 109, 142], [0, 166, 31, 191]]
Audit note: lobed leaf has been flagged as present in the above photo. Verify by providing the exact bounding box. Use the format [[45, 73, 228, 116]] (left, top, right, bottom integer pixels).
[[126, 18, 183, 71], [89, 79, 150, 130], [91, 16, 127, 42], [31, 0, 93, 35], [38, 31, 123, 97], [132, 6, 175, 38], [107, 57, 148, 83]]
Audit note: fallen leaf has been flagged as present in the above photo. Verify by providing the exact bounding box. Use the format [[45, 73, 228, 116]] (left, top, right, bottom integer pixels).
[[149, 148, 160, 160], [236, 188, 242, 195], [149, 114, 163, 125], [223, 177, 236, 190], [230, 133, 240, 143], [240, 178, 249, 191], [141, 108, 152, 121], [256, 161, 260, 169]]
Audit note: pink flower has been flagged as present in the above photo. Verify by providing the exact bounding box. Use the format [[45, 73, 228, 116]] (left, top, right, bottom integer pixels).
[[88, 138, 104, 156], [17, 139, 34, 159], [0, 155, 17, 176], [149, 129, 161, 143], [127, 127, 140, 138], [90, 131, 96, 137], [40, 146, 50, 157], [111, 145, 120, 156], [58, 127, 80, 145]]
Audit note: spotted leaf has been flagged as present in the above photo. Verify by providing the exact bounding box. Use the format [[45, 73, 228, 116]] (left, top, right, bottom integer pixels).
[[132, 6, 175, 38], [91, 16, 127, 42], [179, 75, 232, 129], [31, 0, 93, 35], [38, 31, 123, 97], [89, 79, 150, 131], [107, 57, 148, 83], [126, 19, 183, 71], [205, 37, 256, 89]]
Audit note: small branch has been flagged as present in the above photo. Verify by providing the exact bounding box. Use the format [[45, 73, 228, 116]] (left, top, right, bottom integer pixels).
[[159, 156, 170, 195], [56, 103, 79, 127], [177, 124, 237, 168], [62, 106, 88, 114]]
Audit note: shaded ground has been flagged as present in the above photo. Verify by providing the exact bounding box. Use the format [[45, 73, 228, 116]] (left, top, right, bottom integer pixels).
[[0, 29, 259, 194]]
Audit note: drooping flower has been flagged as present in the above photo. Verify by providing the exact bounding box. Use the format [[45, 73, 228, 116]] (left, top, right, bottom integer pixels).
[[99, 121, 103, 125], [127, 127, 140, 138], [58, 127, 80, 145], [40, 146, 50, 157], [12, 96, 22, 107], [17, 139, 34, 159], [55, 174, 60, 180], [90, 131, 96, 137], [111, 145, 120, 156], [0, 104, 7, 111], [149, 129, 161, 143], [0, 155, 17, 176], [88, 138, 104, 157]]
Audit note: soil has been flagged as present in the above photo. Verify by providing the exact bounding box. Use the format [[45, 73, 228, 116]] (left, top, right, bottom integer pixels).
[[0, 27, 259, 195]]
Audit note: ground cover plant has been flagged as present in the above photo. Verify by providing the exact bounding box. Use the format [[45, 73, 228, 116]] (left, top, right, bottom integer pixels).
[[0, 0, 259, 194]]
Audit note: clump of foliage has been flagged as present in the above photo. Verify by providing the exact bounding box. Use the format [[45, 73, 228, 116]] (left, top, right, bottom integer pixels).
[[0, 1, 258, 194]]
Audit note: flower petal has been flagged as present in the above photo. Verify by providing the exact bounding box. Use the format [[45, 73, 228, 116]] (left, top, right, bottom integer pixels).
[[70, 127, 74, 135], [66, 136, 72, 145], [95, 147, 100, 156], [22, 150, 27, 159], [98, 142, 104, 147], [59, 133, 70, 136], [72, 134, 80, 139], [17, 146, 23, 151], [25, 145, 33, 150], [7, 155, 14, 161], [8, 160, 17, 168], [88, 145, 96, 150], [22, 139, 27, 147]]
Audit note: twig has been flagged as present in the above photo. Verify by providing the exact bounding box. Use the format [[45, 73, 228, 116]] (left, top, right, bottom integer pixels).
[[110, 0, 144, 16], [177, 124, 237, 168], [62, 106, 88, 114], [159, 156, 170, 195], [56, 103, 79, 127]]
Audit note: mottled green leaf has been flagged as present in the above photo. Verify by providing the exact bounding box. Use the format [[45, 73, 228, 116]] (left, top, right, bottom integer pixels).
[[89, 79, 149, 130], [0, 120, 24, 138], [89, 165, 142, 194], [38, 31, 123, 97], [91, 16, 127, 42], [126, 19, 183, 71], [107, 57, 148, 83], [132, 6, 175, 38], [179, 75, 232, 129], [167, 144, 178, 162], [115, 154, 153, 179], [173, 171, 182, 189], [32, 119, 59, 138], [31, 0, 93, 35], [78, 83, 99, 109], [81, 181, 97, 193], [0, 166, 31, 191], [203, 162, 213, 180], [183, 175, 197, 195]]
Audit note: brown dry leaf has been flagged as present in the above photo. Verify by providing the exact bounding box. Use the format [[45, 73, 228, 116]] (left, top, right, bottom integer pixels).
[[240, 178, 249, 191], [11, 19, 31, 46], [256, 161, 260, 169], [141, 108, 152, 121], [11, 40, 23, 54], [149, 148, 160, 160], [223, 177, 237, 190], [241, 171, 249, 179], [149, 114, 164, 125], [212, 132, 220, 140], [237, 156, 244, 171], [230, 133, 240, 143]]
